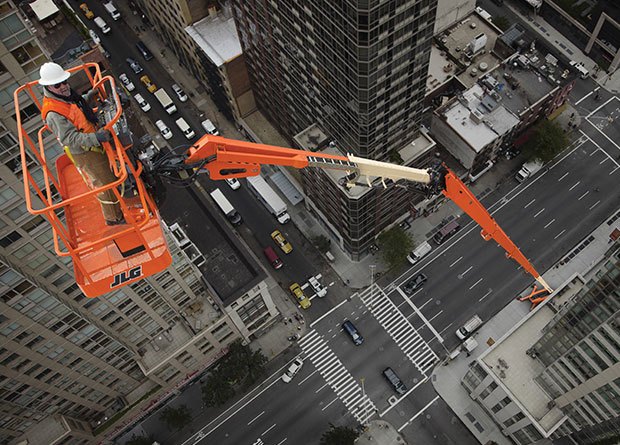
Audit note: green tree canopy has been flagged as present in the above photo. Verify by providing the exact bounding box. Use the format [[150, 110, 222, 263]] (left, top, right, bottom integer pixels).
[[313, 235, 331, 253], [522, 119, 568, 163], [159, 404, 192, 432], [201, 369, 236, 407], [320, 423, 359, 445], [377, 227, 413, 269]]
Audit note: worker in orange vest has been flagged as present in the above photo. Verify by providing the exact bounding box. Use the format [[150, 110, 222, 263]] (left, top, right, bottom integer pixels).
[[38, 62, 125, 226]]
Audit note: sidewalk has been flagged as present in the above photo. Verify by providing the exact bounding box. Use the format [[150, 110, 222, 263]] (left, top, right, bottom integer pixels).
[[355, 420, 406, 445], [432, 209, 619, 445]]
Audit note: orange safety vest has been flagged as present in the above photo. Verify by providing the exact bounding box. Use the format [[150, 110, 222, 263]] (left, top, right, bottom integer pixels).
[[41, 96, 100, 161], [41, 96, 97, 134]]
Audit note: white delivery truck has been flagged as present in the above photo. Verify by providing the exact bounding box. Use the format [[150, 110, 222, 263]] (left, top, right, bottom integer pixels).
[[246, 175, 290, 224], [153, 88, 177, 114], [406, 241, 432, 265], [209, 188, 242, 226], [515, 160, 543, 183]]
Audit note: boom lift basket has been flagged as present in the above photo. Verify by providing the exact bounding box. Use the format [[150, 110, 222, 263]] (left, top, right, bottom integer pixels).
[[14, 63, 171, 297]]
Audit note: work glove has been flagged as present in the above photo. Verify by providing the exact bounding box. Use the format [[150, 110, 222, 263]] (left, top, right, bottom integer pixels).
[[95, 129, 113, 143]]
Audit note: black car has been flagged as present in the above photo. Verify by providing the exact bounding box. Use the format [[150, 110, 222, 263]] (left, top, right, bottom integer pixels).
[[402, 273, 427, 295], [126, 57, 143, 74]]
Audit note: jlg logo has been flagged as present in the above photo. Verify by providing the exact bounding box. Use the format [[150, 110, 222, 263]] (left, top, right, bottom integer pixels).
[[110, 266, 143, 288]]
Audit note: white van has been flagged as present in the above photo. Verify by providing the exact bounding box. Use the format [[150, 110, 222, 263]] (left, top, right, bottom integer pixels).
[[103, 2, 121, 21], [201, 119, 219, 136], [175, 118, 195, 139], [407, 241, 432, 265], [94, 17, 110, 34], [456, 314, 483, 340], [569, 60, 589, 79]]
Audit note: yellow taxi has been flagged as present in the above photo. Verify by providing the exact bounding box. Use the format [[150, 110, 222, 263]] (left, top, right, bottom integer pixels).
[[80, 3, 94, 19], [140, 75, 157, 93], [271, 230, 292, 254], [289, 283, 311, 309]]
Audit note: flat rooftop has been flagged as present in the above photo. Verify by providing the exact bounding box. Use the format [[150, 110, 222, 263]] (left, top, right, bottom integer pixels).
[[437, 11, 502, 88], [186, 14, 242, 66], [160, 183, 264, 306], [427, 42, 457, 93], [485, 52, 567, 118], [438, 84, 519, 152]]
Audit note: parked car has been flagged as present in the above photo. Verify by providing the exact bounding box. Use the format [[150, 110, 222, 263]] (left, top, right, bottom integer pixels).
[[126, 57, 143, 74], [289, 283, 311, 309], [88, 29, 100, 45], [402, 273, 427, 295], [263, 246, 283, 270], [80, 3, 94, 19], [155, 120, 172, 140], [271, 230, 292, 254], [171, 83, 188, 102], [140, 75, 157, 93], [118, 73, 135, 92], [281, 358, 304, 383], [225, 178, 241, 190], [201, 119, 219, 135], [133, 93, 151, 112]]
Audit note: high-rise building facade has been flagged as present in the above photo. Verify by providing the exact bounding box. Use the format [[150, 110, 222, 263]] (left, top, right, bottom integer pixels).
[[231, 0, 438, 258], [1, 3, 280, 443]]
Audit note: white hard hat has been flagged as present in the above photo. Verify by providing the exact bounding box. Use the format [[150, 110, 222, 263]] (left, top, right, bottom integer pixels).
[[38, 62, 71, 86]]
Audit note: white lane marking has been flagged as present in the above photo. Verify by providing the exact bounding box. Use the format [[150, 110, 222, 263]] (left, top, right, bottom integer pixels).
[[554, 229, 566, 240], [589, 200, 600, 210], [579, 129, 620, 168], [558, 172, 569, 181], [574, 90, 593, 105], [428, 310, 443, 322], [398, 395, 440, 432], [276, 438, 287, 445], [396, 288, 444, 344], [261, 424, 277, 436], [544, 219, 555, 228], [533, 208, 545, 218], [460, 266, 473, 276], [578, 191, 589, 200], [315, 382, 328, 394], [297, 370, 318, 386], [600, 157, 609, 165], [610, 166, 619, 175], [379, 377, 429, 418], [449, 256, 463, 268], [248, 411, 265, 425], [586, 96, 616, 118], [438, 322, 454, 335], [419, 297, 433, 309], [569, 181, 580, 191], [321, 396, 340, 411], [524, 198, 536, 208], [479, 289, 492, 302], [469, 278, 483, 290], [310, 295, 352, 328]]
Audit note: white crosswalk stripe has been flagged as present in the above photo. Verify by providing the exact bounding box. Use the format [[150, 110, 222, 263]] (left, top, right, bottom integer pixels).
[[299, 330, 377, 424], [359, 284, 438, 376]]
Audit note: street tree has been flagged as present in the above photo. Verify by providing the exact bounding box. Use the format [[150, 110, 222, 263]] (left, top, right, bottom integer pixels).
[[159, 405, 192, 432], [242, 348, 268, 389], [319, 423, 359, 445], [377, 226, 413, 269], [312, 235, 331, 253], [201, 370, 235, 407], [522, 119, 568, 163]]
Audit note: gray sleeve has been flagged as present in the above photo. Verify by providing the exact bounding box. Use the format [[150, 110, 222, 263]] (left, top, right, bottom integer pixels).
[[45, 111, 99, 154]]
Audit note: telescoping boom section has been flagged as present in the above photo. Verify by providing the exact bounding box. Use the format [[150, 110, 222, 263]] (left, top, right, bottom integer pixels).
[[186, 135, 551, 292]]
